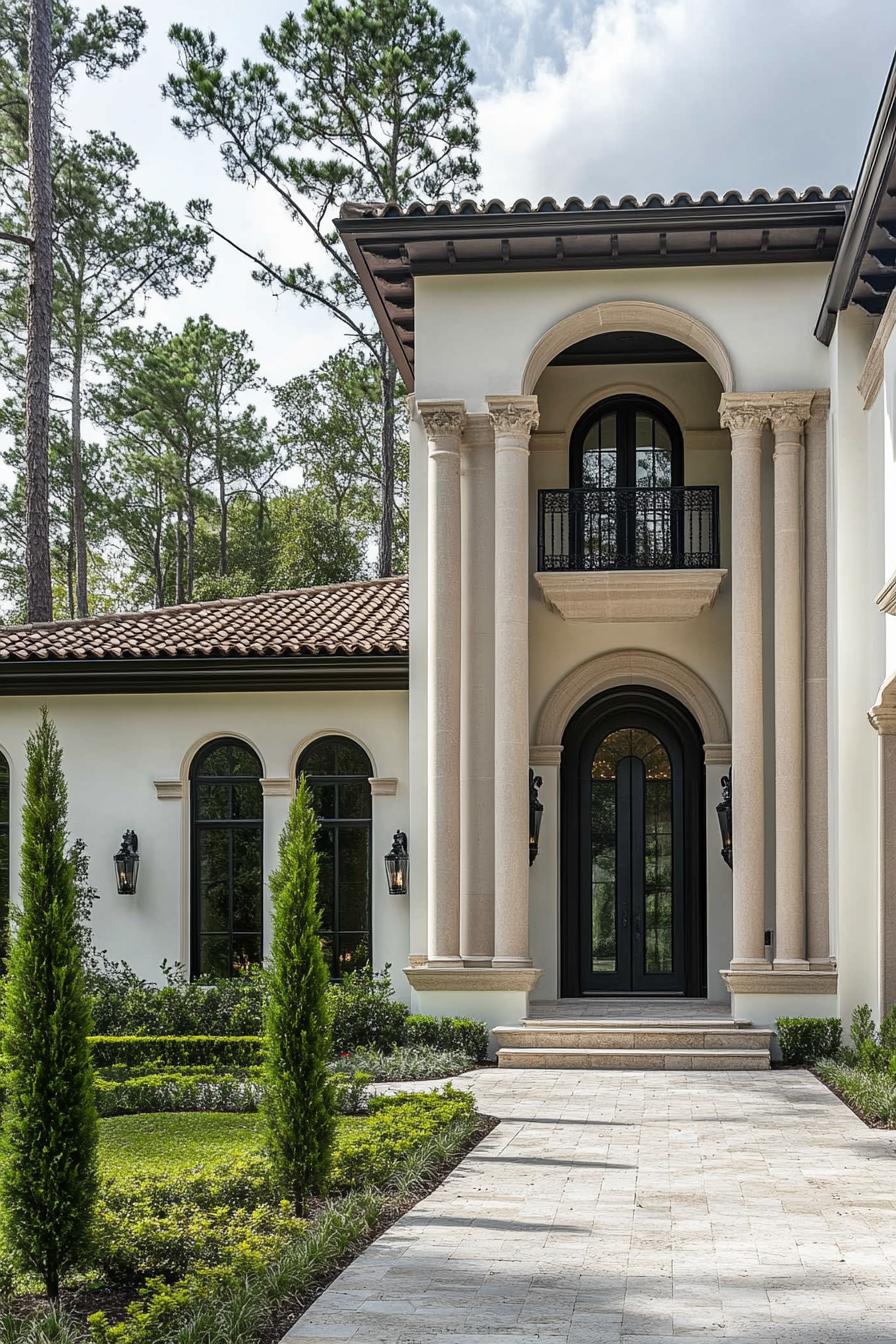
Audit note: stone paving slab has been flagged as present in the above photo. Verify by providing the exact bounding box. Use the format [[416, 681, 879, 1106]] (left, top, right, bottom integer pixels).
[[283, 1069, 896, 1343]]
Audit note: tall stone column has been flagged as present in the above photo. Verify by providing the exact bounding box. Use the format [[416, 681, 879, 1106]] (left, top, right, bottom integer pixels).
[[460, 414, 495, 963], [719, 397, 768, 968], [804, 392, 831, 964], [487, 395, 539, 967], [771, 393, 813, 967], [419, 400, 465, 965]]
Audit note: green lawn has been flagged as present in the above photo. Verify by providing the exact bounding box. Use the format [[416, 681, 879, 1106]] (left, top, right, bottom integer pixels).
[[98, 1112, 365, 1181]]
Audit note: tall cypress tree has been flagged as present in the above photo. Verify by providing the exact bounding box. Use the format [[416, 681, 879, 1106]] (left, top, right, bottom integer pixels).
[[264, 774, 335, 1215], [1, 709, 98, 1299]]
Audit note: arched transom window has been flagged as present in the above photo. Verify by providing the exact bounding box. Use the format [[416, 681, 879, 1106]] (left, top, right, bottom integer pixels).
[[570, 395, 683, 490], [297, 735, 372, 979], [190, 738, 263, 979]]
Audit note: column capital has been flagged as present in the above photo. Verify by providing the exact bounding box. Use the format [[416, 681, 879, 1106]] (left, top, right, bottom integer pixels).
[[486, 394, 540, 440], [718, 394, 768, 434], [719, 391, 816, 435], [768, 392, 814, 434], [418, 399, 466, 443]]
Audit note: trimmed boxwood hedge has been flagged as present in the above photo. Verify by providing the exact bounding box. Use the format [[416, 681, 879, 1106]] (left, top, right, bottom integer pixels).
[[89, 1036, 262, 1068], [776, 1017, 842, 1065]]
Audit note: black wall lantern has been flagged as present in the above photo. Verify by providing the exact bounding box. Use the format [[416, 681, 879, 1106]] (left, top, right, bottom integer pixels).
[[114, 830, 140, 894], [716, 775, 732, 869], [385, 830, 409, 894], [529, 770, 543, 866]]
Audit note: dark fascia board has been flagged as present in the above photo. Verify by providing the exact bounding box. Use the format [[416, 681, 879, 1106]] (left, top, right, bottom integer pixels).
[[0, 653, 409, 696], [815, 53, 896, 345], [339, 228, 415, 387]]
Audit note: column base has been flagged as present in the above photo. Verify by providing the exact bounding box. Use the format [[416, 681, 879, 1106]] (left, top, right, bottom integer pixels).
[[461, 955, 494, 968], [424, 955, 464, 968], [773, 958, 810, 971], [491, 956, 533, 970], [728, 958, 771, 972]]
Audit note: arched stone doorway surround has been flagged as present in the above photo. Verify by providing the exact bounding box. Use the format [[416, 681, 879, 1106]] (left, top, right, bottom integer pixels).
[[532, 649, 731, 767], [520, 299, 736, 397]]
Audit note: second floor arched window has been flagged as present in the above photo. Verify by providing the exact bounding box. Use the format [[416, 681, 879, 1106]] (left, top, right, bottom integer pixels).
[[570, 395, 683, 491]]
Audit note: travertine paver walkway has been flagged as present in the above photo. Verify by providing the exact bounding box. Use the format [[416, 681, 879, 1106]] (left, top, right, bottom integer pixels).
[[286, 1069, 896, 1343]]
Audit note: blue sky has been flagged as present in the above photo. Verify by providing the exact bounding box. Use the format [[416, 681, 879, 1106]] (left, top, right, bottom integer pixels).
[[63, 0, 896, 390]]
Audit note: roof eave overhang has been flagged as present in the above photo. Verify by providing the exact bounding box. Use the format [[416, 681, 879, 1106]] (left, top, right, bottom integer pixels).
[[815, 53, 896, 345], [338, 200, 849, 389], [0, 652, 410, 695]]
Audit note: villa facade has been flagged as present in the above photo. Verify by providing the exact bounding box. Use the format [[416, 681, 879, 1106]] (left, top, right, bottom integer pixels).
[[2, 59, 896, 1046]]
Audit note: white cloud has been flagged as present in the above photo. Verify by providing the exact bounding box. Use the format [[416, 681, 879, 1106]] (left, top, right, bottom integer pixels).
[[461, 0, 896, 204]]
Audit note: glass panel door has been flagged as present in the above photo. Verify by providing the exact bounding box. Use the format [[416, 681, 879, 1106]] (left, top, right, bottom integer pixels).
[[581, 727, 683, 993]]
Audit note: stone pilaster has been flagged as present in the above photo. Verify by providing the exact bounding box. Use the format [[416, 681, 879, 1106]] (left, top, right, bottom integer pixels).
[[487, 395, 539, 967], [419, 400, 465, 965], [769, 394, 813, 967], [719, 395, 768, 969], [460, 414, 495, 964]]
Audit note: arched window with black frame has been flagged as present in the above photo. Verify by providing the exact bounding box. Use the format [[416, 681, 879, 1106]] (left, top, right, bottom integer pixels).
[[297, 735, 372, 979], [190, 737, 263, 979], [569, 395, 685, 569]]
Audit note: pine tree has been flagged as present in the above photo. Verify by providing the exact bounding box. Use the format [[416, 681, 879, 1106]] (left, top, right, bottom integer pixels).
[[0, 709, 98, 1299], [264, 774, 335, 1215]]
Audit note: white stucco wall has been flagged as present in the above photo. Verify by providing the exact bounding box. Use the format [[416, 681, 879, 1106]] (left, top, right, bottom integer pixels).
[[827, 307, 882, 1023], [413, 264, 831, 405], [0, 689, 410, 994]]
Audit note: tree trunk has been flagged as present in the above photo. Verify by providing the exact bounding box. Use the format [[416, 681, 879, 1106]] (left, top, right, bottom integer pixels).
[[217, 462, 228, 576], [65, 521, 74, 618], [378, 351, 397, 578], [70, 329, 89, 617], [175, 502, 184, 604], [185, 457, 195, 602], [23, 0, 54, 624], [152, 486, 163, 607]]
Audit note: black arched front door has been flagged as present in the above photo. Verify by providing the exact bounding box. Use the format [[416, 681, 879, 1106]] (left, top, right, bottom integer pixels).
[[561, 687, 706, 996]]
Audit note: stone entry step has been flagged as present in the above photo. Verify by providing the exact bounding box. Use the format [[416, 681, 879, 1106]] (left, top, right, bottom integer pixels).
[[494, 1020, 774, 1069]]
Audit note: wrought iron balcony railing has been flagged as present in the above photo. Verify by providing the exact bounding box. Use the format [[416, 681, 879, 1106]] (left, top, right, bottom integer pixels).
[[537, 486, 720, 572]]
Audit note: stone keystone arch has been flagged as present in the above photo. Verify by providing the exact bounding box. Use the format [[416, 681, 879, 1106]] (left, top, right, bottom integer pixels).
[[534, 649, 731, 765], [521, 299, 735, 396]]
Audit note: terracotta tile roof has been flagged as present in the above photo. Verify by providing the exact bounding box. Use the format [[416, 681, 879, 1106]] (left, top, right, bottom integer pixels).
[[340, 186, 853, 219], [0, 577, 409, 662]]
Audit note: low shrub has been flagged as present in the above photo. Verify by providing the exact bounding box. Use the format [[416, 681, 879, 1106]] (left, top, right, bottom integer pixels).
[[89, 963, 265, 1037], [95, 1072, 261, 1117], [328, 966, 408, 1053], [95, 1198, 304, 1285], [776, 1016, 842, 1065], [331, 1045, 475, 1082], [403, 1014, 488, 1060], [89, 1035, 262, 1069], [330, 1086, 475, 1191], [816, 1058, 896, 1125]]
